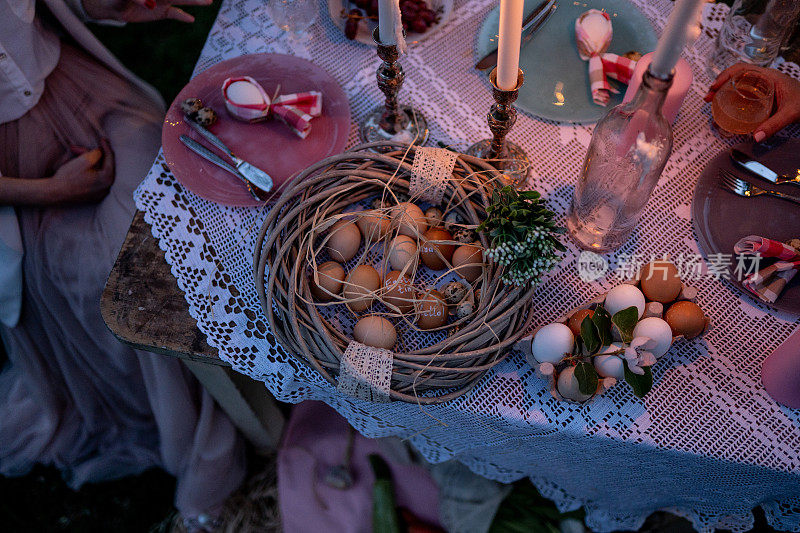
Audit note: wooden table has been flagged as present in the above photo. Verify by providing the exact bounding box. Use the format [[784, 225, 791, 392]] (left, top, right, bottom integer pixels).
[[101, 211, 284, 451]]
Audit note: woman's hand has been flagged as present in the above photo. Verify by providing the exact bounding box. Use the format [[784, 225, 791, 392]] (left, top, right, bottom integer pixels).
[[82, 0, 213, 23], [0, 141, 115, 206], [705, 63, 800, 142], [49, 140, 116, 204]]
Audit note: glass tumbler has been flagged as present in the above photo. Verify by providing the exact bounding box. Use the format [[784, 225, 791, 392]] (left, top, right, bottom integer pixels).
[[266, 0, 318, 42], [709, 0, 800, 77], [711, 69, 774, 136]]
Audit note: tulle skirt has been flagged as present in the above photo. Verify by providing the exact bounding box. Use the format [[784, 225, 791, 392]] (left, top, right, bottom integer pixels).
[[0, 44, 245, 518]]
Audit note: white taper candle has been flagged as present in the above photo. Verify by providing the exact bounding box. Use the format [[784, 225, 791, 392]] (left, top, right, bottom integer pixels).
[[650, 0, 705, 79], [496, 0, 525, 90], [379, 0, 398, 45]]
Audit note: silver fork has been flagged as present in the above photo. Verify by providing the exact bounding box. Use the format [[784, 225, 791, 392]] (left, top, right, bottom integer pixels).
[[720, 170, 800, 205]]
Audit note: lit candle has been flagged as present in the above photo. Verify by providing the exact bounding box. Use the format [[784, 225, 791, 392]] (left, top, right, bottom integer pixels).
[[496, 0, 524, 90], [649, 0, 704, 79], [379, 0, 398, 45]]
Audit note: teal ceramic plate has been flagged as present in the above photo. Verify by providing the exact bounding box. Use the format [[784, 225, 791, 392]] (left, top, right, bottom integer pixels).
[[476, 0, 658, 123]]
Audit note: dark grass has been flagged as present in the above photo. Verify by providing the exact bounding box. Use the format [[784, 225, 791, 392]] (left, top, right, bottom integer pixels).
[[0, 465, 176, 533], [89, 2, 223, 103]]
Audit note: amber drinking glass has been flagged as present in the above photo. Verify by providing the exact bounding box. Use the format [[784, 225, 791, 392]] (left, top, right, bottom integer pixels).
[[711, 70, 774, 136]]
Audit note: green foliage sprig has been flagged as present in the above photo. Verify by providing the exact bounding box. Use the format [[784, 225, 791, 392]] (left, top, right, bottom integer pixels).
[[478, 186, 566, 287], [565, 304, 653, 398]]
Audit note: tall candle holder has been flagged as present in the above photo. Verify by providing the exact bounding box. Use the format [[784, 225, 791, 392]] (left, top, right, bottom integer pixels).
[[466, 68, 530, 186], [360, 27, 429, 146]]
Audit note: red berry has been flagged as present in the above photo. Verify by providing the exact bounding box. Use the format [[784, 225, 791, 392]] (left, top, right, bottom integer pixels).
[[420, 10, 434, 23], [411, 19, 427, 33]]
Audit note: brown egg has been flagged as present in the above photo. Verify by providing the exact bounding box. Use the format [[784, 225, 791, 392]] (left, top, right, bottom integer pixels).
[[382, 271, 416, 313], [639, 260, 682, 303], [354, 315, 397, 350], [420, 228, 455, 271], [309, 261, 345, 301], [424, 207, 444, 228], [391, 202, 428, 238], [416, 290, 448, 330], [452, 244, 484, 282], [388, 235, 418, 273], [356, 210, 391, 242], [567, 308, 595, 337], [326, 220, 361, 262], [664, 301, 706, 339], [343, 265, 381, 313]]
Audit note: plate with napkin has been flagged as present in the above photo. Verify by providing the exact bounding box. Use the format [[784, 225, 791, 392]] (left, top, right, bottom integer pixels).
[[162, 53, 351, 207], [692, 138, 800, 315], [475, 0, 657, 123]]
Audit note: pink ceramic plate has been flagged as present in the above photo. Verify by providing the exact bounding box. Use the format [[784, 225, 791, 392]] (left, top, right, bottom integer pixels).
[[162, 54, 351, 207], [692, 138, 800, 315]]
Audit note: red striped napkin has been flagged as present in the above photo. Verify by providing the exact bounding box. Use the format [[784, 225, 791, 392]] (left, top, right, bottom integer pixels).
[[734, 235, 800, 303]]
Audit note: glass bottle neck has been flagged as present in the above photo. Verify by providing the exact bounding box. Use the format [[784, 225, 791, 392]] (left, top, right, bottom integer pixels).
[[627, 68, 674, 115]]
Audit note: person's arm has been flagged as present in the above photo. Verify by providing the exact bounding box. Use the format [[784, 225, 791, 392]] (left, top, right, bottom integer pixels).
[[79, 0, 212, 24], [0, 142, 115, 206], [705, 63, 800, 142]]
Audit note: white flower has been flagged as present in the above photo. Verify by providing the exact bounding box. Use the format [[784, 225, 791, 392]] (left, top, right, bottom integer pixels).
[[623, 336, 658, 375]]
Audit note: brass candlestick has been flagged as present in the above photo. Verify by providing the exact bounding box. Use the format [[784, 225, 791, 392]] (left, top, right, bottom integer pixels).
[[360, 27, 429, 146], [466, 68, 530, 186]]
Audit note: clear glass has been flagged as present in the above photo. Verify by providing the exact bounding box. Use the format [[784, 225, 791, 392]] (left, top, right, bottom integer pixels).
[[709, 0, 800, 77], [266, 0, 318, 42], [711, 69, 774, 135], [567, 70, 673, 252]]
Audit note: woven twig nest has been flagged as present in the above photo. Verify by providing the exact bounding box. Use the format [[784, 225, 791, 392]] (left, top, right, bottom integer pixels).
[[254, 141, 537, 403]]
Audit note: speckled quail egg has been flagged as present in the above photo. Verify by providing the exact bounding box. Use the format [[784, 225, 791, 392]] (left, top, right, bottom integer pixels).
[[424, 207, 444, 228], [442, 281, 468, 306], [194, 106, 218, 127], [455, 300, 474, 319], [444, 210, 465, 229], [452, 228, 477, 244], [181, 97, 204, 118]]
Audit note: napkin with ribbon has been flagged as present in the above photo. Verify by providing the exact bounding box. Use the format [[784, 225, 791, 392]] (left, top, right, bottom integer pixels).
[[733, 235, 800, 303], [222, 76, 323, 139], [575, 9, 638, 106]]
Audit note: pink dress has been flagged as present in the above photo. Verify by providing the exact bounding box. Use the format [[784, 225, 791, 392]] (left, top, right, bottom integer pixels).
[[0, 6, 245, 525]]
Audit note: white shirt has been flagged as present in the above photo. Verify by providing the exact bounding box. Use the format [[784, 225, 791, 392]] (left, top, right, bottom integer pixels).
[[0, 0, 61, 124]]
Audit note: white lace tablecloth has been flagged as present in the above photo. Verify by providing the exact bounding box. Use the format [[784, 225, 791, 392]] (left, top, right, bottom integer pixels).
[[134, 1, 800, 531]]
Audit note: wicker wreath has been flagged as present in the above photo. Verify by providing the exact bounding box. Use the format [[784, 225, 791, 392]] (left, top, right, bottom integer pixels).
[[253, 141, 537, 403]]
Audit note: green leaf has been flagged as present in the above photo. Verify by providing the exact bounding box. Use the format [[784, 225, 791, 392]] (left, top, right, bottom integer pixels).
[[574, 335, 584, 356], [574, 362, 599, 395], [591, 305, 613, 346], [623, 364, 653, 398], [580, 315, 600, 354], [611, 306, 639, 343]]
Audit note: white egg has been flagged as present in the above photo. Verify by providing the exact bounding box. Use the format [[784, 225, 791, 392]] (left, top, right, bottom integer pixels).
[[556, 366, 593, 402], [604, 284, 646, 319], [226, 80, 265, 105], [531, 323, 574, 364], [593, 343, 625, 379], [632, 317, 673, 358]]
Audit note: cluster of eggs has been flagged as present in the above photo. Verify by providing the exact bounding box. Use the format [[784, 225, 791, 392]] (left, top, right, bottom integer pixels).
[[181, 98, 218, 127], [529, 260, 708, 402], [308, 199, 486, 351]]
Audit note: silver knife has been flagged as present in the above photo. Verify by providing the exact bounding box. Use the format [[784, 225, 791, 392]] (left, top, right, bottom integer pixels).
[[179, 135, 262, 200], [475, 0, 557, 71], [185, 118, 274, 192], [731, 148, 800, 186]]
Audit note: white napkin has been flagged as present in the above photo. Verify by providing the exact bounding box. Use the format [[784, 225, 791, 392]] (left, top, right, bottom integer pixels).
[[0, 203, 23, 328]]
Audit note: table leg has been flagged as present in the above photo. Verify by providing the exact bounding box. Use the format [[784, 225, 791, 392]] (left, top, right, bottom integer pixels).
[[182, 360, 285, 452]]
